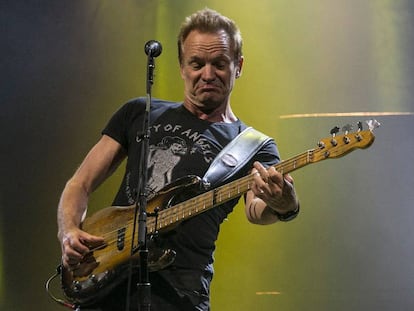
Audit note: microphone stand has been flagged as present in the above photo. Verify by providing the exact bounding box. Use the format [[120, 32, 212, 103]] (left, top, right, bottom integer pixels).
[[127, 42, 161, 311]]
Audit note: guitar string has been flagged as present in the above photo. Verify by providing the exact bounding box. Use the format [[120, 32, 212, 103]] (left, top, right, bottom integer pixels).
[[84, 150, 316, 255], [81, 131, 370, 257], [83, 150, 314, 254]]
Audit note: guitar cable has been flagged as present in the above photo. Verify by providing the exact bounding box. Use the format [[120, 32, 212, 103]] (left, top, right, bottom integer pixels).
[[45, 264, 81, 310]]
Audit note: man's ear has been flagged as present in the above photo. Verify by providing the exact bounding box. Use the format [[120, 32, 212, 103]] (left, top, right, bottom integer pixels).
[[236, 56, 244, 78]]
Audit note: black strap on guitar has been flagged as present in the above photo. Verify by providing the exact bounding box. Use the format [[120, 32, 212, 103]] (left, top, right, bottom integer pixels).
[[202, 127, 272, 189]]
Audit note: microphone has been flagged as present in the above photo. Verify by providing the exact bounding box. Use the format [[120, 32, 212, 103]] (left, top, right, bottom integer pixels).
[[144, 40, 162, 57]]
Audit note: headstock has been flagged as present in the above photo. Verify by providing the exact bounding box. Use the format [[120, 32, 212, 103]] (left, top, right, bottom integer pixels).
[[311, 120, 379, 163]]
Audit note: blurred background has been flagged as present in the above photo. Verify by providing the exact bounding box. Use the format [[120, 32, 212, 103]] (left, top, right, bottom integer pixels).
[[1, 0, 414, 310]]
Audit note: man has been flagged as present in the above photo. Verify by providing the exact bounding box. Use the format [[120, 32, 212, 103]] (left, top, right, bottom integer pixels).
[[57, 8, 299, 311]]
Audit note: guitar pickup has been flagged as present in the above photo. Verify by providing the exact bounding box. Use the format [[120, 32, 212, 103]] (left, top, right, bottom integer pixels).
[[117, 227, 126, 250]]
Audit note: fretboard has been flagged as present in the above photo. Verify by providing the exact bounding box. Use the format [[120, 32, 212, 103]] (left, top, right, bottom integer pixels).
[[146, 149, 315, 233]]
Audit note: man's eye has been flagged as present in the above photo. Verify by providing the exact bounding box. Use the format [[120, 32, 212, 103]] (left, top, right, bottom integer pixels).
[[190, 62, 203, 70], [214, 62, 227, 70]]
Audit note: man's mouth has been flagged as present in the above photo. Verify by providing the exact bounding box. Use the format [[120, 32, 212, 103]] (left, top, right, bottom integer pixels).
[[198, 84, 219, 92]]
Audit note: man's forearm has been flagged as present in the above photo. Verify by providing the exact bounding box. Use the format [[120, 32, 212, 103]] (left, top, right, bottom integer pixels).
[[57, 179, 89, 241]]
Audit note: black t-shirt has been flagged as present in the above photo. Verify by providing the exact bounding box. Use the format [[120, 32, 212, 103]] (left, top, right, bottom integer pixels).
[[102, 97, 280, 272]]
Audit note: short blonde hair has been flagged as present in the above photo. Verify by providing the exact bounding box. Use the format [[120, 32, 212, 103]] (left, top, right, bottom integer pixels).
[[177, 8, 243, 64]]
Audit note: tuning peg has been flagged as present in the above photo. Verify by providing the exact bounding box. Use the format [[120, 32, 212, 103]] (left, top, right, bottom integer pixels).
[[330, 126, 340, 137], [355, 122, 363, 142], [329, 126, 340, 147], [366, 119, 381, 131], [342, 124, 353, 134]]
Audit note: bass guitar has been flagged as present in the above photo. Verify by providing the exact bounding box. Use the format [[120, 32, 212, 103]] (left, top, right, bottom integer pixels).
[[50, 120, 378, 307]]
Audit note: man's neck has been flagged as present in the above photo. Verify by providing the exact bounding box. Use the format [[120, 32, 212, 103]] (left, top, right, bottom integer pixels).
[[183, 99, 238, 123]]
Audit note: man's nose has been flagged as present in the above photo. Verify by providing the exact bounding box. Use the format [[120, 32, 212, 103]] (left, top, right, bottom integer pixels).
[[201, 64, 215, 82]]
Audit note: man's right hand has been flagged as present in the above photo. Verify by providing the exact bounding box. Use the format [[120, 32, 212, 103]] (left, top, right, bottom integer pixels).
[[60, 228, 105, 270]]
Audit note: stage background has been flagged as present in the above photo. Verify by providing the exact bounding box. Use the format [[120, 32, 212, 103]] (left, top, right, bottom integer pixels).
[[1, 1, 414, 310]]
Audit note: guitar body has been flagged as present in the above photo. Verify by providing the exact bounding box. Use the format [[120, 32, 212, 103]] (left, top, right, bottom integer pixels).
[[61, 175, 202, 306]]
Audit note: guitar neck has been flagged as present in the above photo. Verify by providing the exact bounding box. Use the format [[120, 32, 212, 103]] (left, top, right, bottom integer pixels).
[[148, 149, 314, 233], [146, 126, 376, 233]]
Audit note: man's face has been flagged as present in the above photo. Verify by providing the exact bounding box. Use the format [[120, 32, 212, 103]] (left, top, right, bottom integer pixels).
[[180, 30, 242, 112], [170, 142, 187, 155]]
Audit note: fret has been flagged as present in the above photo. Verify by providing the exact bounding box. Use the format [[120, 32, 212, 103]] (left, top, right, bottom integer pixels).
[[147, 220, 155, 234], [307, 150, 313, 163], [172, 206, 177, 222], [247, 179, 253, 190], [163, 208, 170, 226], [187, 199, 193, 216]]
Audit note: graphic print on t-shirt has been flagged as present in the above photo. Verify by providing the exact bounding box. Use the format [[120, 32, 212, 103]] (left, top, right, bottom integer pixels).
[[143, 121, 217, 196], [146, 136, 188, 194]]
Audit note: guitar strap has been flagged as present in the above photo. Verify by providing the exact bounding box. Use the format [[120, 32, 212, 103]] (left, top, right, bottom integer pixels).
[[202, 127, 272, 189]]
